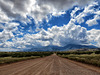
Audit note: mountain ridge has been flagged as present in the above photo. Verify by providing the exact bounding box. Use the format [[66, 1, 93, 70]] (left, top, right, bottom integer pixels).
[[23, 44, 98, 52]]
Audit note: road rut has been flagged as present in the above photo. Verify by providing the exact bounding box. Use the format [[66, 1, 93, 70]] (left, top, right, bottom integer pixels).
[[0, 54, 100, 75]]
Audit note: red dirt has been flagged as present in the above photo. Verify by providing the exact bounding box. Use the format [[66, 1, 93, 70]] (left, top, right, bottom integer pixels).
[[0, 54, 100, 75]]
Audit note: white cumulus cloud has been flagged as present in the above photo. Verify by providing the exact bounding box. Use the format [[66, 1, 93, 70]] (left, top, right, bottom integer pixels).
[[0, 0, 100, 51], [1, 19, 90, 50], [86, 15, 100, 26], [88, 29, 100, 47]]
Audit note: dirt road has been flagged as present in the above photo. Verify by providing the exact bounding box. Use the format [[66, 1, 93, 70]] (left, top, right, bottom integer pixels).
[[0, 54, 100, 75]]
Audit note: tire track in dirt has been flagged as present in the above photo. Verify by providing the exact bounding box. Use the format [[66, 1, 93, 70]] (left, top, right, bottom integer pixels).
[[0, 54, 100, 75]]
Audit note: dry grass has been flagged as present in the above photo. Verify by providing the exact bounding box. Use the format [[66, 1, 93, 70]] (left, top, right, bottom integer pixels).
[[0, 52, 53, 64], [0, 56, 40, 64], [58, 52, 100, 67]]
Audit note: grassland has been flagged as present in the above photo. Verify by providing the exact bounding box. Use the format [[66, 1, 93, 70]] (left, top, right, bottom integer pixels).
[[57, 50, 100, 67], [0, 52, 53, 64], [0, 56, 40, 64], [1, 50, 100, 67]]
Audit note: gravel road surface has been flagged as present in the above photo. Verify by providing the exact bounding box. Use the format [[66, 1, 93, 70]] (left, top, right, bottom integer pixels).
[[0, 54, 100, 75]]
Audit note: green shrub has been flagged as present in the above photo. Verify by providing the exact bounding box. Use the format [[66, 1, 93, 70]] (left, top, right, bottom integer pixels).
[[57, 51, 100, 67], [95, 51, 100, 54]]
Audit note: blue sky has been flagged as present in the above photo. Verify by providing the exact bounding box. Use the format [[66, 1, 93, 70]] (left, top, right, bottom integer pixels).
[[0, 0, 100, 51]]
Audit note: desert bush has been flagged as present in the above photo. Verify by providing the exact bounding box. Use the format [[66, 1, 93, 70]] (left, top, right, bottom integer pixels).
[[95, 51, 100, 54], [57, 51, 100, 67], [0, 52, 53, 58], [0, 52, 10, 57]]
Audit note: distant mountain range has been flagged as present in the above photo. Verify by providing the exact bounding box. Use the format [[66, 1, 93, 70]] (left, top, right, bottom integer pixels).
[[23, 44, 98, 52]]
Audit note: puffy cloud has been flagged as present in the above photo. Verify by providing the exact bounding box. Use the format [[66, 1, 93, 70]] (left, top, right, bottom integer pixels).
[[4, 23, 100, 50], [37, 0, 94, 11], [0, 30, 14, 43], [84, 2, 100, 26], [5, 22, 19, 31], [30, 4, 52, 23], [0, 0, 100, 51], [48, 22, 88, 46], [0, 0, 99, 32], [86, 15, 100, 26], [0, 22, 19, 43], [0, 24, 4, 29], [71, 7, 80, 18], [0, 0, 35, 18], [70, 1, 100, 26], [1, 20, 89, 50], [70, 7, 86, 24], [87, 29, 100, 47], [0, 9, 10, 23], [0, 0, 36, 24], [0, 0, 96, 24], [52, 11, 66, 16]]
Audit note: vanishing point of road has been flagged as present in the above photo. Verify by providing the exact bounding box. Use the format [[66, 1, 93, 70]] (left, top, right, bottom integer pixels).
[[0, 54, 100, 75]]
